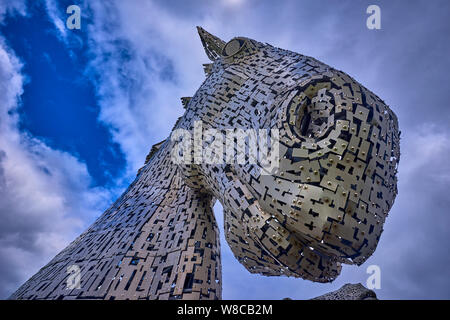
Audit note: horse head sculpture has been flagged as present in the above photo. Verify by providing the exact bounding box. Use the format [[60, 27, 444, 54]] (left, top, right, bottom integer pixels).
[[11, 27, 400, 300]]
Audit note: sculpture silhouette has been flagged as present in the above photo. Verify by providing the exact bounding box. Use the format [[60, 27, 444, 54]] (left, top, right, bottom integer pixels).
[[10, 27, 400, 300]]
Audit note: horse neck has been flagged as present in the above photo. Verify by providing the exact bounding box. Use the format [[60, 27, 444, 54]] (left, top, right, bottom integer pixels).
[[97, 141, 222, 299]]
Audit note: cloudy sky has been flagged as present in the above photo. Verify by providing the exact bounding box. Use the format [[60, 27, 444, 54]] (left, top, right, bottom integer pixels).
[[0, 0, 449, 299]]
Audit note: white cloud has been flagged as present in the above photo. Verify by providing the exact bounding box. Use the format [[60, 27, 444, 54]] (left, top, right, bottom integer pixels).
[[44, 0, 67, 39], [0, 0, 26, 22], [82, 0, 208, 173]]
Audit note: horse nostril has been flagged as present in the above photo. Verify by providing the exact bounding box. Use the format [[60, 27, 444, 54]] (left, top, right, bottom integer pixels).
[[287, 89, 333, 140], [295, 102, 323, 139], [289, 100, 313, 139], [299, 109, 311, 136]]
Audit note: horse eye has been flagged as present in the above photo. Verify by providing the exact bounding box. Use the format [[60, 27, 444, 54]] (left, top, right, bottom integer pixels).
[[289, 92, 331, 139], [222, 38, 245, 57]]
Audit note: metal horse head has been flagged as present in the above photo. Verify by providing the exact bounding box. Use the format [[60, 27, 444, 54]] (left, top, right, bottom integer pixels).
[[172, 27, 400, 282]]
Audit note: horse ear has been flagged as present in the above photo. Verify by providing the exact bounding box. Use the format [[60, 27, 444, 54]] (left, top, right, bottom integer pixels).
[[197, 27, 259, 65], [197, 26, 226, 61]]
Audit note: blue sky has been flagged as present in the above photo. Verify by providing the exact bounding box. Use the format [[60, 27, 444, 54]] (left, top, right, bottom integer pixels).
[[1, 1, 125, 186], [0, 0, 449, 299]]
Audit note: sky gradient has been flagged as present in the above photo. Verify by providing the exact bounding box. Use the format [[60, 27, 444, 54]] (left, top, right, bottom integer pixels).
[[0, 0, 449, 299]]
